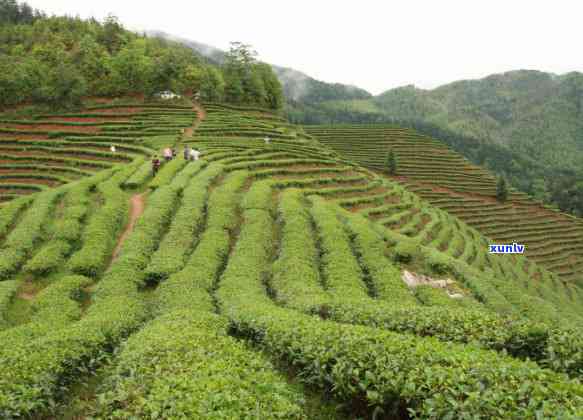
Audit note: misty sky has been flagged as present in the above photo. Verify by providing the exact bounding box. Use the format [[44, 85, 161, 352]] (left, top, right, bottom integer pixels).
[[28, 0, 583, 95]]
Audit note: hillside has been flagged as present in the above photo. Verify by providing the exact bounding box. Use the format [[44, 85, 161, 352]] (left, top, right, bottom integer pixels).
[[374, 71, 583, 170], [294, 70, 583, 217], [306, 125, 583, 282], [0, 101, 582, 418], [0, 101, 194, 202], [0, 13, 283, 112]]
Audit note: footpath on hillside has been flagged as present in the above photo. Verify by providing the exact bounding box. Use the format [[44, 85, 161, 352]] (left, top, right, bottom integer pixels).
[[109, 101, 204, 268], [184, 102, 206, 138], [108, 193, 146, 268]]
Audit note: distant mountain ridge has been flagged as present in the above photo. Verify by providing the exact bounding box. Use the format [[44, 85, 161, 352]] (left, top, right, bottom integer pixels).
[[285, 69, 583, 216], [373, 70, 583, 170], [145, 30, 372, 103]]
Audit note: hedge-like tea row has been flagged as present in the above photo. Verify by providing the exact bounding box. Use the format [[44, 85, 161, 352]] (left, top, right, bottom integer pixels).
[[270, 195, 583, 375], [0, 153, 112, 169], [0, 275, 92, 345], [0, 162, 195, 417], [145, 163, 223, 283], [23, 173, 109, 276], [24, 241, 72, 277], [0, 195, 32, 240], [308, 196, 369, 300], [155, 170, 248, 314], [148, 158, 187, 190], [64, 135, 141, 144], [67, 164, 139, 277], [0, 190, 63, 279], [0, 145, 133, 162], [0, 172, 70, 184], [0, 280, 17, 330], [216, 199, 583, 418], [29, 275, 92, 326], [95, 310, 305, 419], [272, 189, 329, 312], [122, 159, 152, 189], [0, 164, 91, 178], [337, 206, 418, 306]]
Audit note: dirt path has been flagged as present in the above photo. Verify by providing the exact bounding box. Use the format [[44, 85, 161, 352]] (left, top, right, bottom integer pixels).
[[184, 102, 206, 138], [108, 193, 146, 267]]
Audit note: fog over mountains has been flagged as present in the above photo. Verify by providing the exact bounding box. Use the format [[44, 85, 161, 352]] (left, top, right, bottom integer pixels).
[[146, 30, 372, 103]]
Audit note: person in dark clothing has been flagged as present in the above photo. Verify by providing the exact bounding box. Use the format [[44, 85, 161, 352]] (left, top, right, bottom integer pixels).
[[184, 146, 191, 160], [152, 155, 161, 175], [172, 148, 177, 159]]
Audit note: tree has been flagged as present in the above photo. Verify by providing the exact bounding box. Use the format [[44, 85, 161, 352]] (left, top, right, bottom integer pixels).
[[387, 149, 397, 175], [0, 0, 42, 24], [496, 176, 508, 202], [256, 62, 284, 110], [243, 69, 266, 106], [109, 39, 154, 95], [177, 64, 203, 95], [225, 41, 257, 72], [200, 66, 224, 101], [224, 72, 244, 103], [99, 14, 125, 54]]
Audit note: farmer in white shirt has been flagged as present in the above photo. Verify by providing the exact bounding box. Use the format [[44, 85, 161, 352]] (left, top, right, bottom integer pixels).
[[163, 147, 173, 162], [110, 145, 116, 153], [190, 148, 201, 161], [264, 136, 271, 145]]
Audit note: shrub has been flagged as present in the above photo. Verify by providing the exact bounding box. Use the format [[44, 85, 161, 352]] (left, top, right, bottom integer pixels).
[[144, 163, 221, 283], [392, 240, 419, 263], [216, 189, 583, 419], [95, 310, 305, 419]]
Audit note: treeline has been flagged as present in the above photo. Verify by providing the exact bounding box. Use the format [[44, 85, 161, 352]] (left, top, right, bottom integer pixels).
[[286, 101, 386, 125], [0, 0, 44, 25], [0, 2, 283, 110], [298, 80, 371, 103]]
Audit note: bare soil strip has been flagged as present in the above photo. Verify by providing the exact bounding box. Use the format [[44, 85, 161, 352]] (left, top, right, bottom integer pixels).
[[108, 193, 146, 267]]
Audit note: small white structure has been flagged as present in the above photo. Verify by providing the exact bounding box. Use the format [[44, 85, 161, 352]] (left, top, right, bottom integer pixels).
[[157, 90, 182, 100]]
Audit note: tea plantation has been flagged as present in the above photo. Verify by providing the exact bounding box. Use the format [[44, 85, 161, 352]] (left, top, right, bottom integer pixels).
[[307, 125, 583, 284], [0, 103, 582, 419]]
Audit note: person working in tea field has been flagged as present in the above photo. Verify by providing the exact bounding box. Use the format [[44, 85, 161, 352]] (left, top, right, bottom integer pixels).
[[190, 148, 201, 161], [264, 136, 271, 145], [172, 147, 177, 159], [110, 144, 116, 153], [163, 147, 172, 162], [183, 145, 190, 160], [152, 155, 161, 175]]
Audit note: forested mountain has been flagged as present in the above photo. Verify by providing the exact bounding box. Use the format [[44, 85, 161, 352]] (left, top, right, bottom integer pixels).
[[289, 71, 583, 217], [374, 71, 583, 170], [0, 7, 284, 110]]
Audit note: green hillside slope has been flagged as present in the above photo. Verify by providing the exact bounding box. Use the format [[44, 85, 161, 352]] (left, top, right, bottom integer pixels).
[[291, 70, 583, 217], [0, 6, 283, 112], [0, 103, 582, 418], [306, 125, 583, 283], [0, 101, 196, 202]]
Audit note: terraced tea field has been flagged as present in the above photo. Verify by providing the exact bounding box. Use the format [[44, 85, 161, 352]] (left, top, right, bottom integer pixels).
[[0, 103, 197, 202], [0, 104, 582, 418], [306, 125, 583, 283]]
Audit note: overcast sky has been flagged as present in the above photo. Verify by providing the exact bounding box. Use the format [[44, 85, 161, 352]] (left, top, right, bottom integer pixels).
[[29, 0, 583, 95]]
